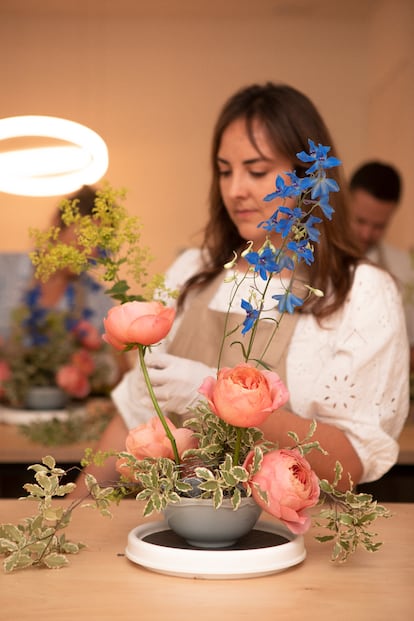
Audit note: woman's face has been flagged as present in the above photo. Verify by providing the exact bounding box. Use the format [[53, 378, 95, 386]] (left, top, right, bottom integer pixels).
[[217, 117, 294, 248]]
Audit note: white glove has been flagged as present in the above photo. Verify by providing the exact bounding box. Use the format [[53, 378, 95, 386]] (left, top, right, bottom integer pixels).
[[141, 351, 217, 417], [111, 365, 155, 430]]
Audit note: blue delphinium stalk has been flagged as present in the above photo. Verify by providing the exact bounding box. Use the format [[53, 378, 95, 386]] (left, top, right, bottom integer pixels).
[[229, 139, 341, 366]]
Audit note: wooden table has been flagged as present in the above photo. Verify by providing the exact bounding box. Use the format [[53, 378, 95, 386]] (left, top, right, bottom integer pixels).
[[398, 402, 414, 464], [0, 500, 413, 620]]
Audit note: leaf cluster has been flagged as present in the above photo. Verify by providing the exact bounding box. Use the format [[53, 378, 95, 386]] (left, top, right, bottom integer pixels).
[[18, 403, 114, 446], [314, 462, 391, 562], [29, 184, 175, 304], [183, 404, 268, 463], [0, 456, 84, 572]]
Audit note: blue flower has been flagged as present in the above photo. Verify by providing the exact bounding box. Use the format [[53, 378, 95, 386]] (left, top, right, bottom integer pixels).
[[241, 299, 260, 335], [244, 246, 279, 280], [272, 291, 304, 314], [297, 139, 341, 175], [311, 174, 339, 200], [258, 209, 281, 232], [24, 286, 41, 309], [287, 239, 315, 265], [318, 194, 335, 219], [264, 172, 313, 202], [302, 215, 322, 242], [274, 206, 304, 239]]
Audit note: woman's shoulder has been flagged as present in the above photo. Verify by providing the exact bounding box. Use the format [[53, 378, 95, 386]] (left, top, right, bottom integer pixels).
[[343, 261, 405, 327], [164, 247, 205, 289], [352, 261, 400, 296]]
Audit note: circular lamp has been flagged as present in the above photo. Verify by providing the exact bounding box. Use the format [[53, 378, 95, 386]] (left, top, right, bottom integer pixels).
[[0, 115, 109, 196]]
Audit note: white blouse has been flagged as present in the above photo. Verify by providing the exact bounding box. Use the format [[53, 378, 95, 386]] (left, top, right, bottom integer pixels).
[[113, 248, 410, 483]]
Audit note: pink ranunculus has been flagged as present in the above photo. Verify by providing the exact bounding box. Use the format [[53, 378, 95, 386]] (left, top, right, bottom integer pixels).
[[102, 301, 175, 350], [70, 349, 95, 376], [244, 448, 320, 534], [55, 364, 90, 399], [199, 363, 289, 427], [73, 320, 102, 350], [123, 416, 198, 461]]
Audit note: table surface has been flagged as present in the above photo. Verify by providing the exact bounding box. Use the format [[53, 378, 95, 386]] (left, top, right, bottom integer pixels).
[[0, 499, 413, 620]]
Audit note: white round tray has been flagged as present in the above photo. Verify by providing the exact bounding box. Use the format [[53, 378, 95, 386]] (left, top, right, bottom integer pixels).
[[0, 405, 70, 424], [125, 519, 306, 579]]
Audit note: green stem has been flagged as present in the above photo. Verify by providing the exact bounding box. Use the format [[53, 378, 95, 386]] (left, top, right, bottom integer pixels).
[[137, 344, 180, 465], [233, 427, 242, 465]]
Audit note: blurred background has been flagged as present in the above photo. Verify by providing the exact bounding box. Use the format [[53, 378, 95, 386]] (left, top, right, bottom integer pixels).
[[0, 0, 413, 275]]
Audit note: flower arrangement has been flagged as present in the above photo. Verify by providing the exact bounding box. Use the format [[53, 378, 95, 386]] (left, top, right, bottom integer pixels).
[[0, 147, 390, 573], [0, 283, 116, 409]]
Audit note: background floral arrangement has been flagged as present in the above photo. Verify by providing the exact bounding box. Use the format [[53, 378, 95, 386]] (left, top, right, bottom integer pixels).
[[0, 281, 116, 409], [0, 156, 390, 572]]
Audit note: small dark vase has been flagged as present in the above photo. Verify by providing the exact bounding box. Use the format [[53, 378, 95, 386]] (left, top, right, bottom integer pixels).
[[24, 386, 69, 411]]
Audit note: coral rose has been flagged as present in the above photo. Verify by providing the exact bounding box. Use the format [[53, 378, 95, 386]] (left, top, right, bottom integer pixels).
[[70, 349, 95, 376], [199, 363, 289, 427], [122, 416, 198, 462], [102, 301, 175, 350], [73, 320, 102, 350], [244, 448, 320, 534], [55, 365, 90, 399]]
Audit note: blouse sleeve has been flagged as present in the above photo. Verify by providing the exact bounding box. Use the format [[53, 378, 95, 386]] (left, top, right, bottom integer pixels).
[[295, 264, 410, 483]]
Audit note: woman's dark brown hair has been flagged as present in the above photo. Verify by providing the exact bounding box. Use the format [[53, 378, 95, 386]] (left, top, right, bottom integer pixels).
[[178, 83, 361, 318]]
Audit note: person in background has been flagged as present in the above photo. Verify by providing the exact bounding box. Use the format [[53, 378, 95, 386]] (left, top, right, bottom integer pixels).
[[0, 186, 128, 403], [0, 185, 113, 340], [83, 83, 409, 492], [348, 161, 414, 369]]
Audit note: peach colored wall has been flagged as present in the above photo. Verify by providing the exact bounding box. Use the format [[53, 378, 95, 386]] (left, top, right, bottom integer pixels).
[[365, 0, 414, 250], [0, 1, 412, 275]]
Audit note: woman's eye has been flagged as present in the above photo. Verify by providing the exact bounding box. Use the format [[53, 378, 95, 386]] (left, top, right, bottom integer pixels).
[[249, 170, 267, 178], [218, 169, 231, 177]]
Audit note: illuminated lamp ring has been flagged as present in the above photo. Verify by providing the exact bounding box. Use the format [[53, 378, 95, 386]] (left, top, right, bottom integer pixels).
[[0, 115, 108, 196]]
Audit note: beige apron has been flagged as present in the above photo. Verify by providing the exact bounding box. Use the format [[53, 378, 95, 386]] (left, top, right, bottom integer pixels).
[[167, 271, 302, 395]]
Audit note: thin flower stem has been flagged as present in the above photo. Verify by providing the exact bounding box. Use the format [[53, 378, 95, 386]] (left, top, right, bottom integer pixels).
[[137, 344, 180, 464], [233, 427, 242, 465], [217, 268, 249, 369]]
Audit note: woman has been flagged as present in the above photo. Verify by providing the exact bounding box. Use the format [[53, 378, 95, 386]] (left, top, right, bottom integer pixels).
[[96, 83, 409, 490]]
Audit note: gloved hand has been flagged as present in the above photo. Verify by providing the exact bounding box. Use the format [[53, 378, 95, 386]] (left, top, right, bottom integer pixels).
[[141, 351, 217, 417], [111, 365, 156, 430]]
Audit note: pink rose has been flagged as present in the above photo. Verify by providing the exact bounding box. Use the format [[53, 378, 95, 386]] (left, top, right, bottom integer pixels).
[[70, 349, 95, 376], [102, 301, 175, 350], [199, 363, 289, 427], [55, 364, 90, 399], [73, 320, 102, 350], [121, 417, 198, 464], [244, 448, 320, 534]]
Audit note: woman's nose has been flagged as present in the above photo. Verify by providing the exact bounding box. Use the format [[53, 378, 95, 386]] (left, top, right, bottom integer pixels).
[[228, 171, 248, 198]]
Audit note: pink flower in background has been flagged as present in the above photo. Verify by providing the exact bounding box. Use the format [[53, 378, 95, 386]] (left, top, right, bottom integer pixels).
[[121, 416, 198, 462], [0, 360, 11, 397], [103, 301, 175, 350], [199, 363, 289, 427], [56, 365, 90, 399], [70, 349, 95, 376], [74, 320, 102, 350], [244, 448, 320, 534]]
